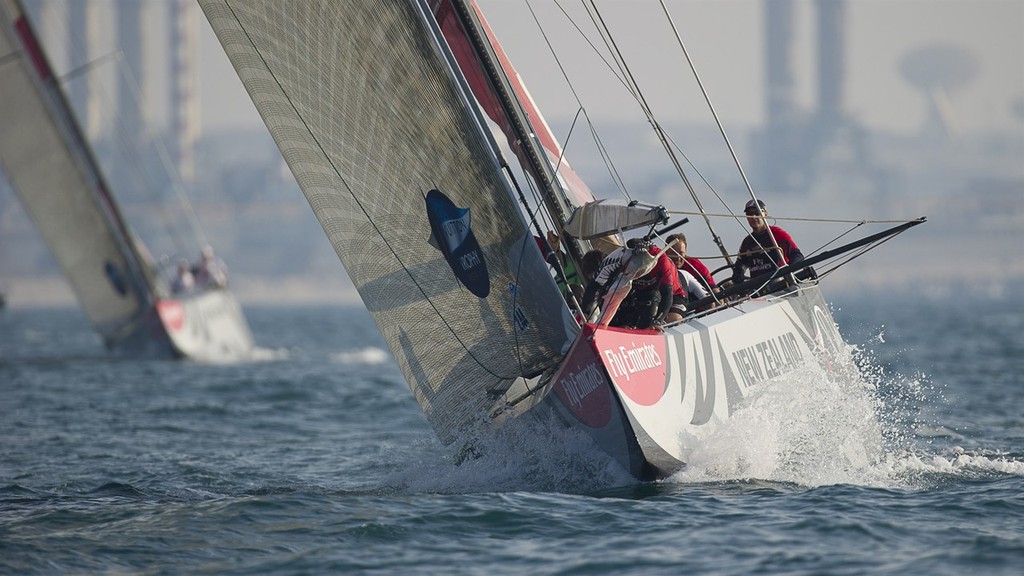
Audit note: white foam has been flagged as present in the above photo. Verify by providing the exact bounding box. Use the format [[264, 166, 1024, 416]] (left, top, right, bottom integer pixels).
[[329, 347, 391, 365], [246, 346, 291, 362], [886, 447, 1024, 477], [666, 340, 1024, 489]]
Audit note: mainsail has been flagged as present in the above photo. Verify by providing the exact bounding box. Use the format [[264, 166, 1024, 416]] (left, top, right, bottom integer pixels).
[[200, 0, 574, 441], [0, 0, 152, 340]]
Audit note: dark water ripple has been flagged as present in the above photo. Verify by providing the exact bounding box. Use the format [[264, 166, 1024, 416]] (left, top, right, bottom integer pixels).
[[2, 301, 1023, 575]]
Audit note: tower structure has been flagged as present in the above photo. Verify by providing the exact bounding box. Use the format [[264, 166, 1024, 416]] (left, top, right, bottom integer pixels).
[[758, 0, 863, 195], [115, 0, 145, 147], [815, 0, 845, 141], [169, 0, 199, 185], [760, 0, 806, 192]]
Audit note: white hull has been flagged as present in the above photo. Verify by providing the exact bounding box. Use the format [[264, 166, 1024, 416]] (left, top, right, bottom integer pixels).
[[542, 283, 843, 479], [155, 288, 254, 362]]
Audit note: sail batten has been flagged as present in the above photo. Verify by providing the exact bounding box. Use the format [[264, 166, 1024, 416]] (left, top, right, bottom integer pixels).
[[201, 0, 574, 440]]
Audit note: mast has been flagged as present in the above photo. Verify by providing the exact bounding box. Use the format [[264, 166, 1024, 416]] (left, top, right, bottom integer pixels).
[[447, 0, 586, 267]]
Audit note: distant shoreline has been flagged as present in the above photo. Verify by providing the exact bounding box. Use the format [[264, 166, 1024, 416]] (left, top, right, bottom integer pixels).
[[4, 270, 1020, 310], [0, 276, 362, 309]]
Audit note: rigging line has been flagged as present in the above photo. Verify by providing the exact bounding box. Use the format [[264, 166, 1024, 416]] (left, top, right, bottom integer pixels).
[[549, 0, 642, 199], [580, 1, 638, 101], [221, 1, 518, 381], [515, 154, 555, 232], [585, 0, 726, 263], [55, 49, 193, 261], [509, 140, 560, 234], [804, 222, 866, 259], [453, 0, 586, 268], [106, 71, 192, 258], [664, 209, 916, 226], [50, 10, 199, 259], [553, 106, 581, 173], [0, 51, 20, 68], [524, 0, 626, 201], [584, 1, 651, 126], [503, 159, 585, 340], [584, 108, 631, 199], [814, 231, 910, 280], [546, 0, 646, 104], [114, 53, 210, 251], [659, 0, 751, 195], [658, 0, 748, 263], [661, 129, 741, 230], [655, 124, 742, 249], [106, 67, 194, 258], [43, 3, 196, 254], [36, 6, 192, 259], [428, 0, 581, 377], [58, 50, 120, 84], [550, 106, 582, 191], [545, 0, 685, 204]]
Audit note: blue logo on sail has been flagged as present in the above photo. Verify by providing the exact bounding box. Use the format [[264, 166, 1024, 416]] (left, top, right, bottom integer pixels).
[[104, 260, 128, 296], [425, 189, 490, 298]]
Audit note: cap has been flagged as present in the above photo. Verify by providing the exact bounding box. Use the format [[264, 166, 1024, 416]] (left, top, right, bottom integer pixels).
[[744, 199, 766, 215]]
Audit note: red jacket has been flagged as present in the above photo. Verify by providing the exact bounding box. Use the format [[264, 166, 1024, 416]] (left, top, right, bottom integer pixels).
[[736, 226, 801, 277], [681, 257, 715, 290], [632, 246, 685, 297]]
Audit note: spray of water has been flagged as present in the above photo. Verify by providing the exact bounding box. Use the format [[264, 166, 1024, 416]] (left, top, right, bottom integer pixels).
[[386, 327, 1023, 494], [670, 333, 1024, 489]]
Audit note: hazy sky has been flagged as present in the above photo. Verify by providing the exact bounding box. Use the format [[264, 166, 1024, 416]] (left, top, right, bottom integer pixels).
[[195, 0, 1023, 137]]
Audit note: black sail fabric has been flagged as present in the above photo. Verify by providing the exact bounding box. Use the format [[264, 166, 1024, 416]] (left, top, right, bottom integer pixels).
[[200, 0, 573, 442]]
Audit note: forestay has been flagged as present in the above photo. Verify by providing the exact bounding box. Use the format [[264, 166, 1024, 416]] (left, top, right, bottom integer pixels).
[[200, 0, 574, 442]]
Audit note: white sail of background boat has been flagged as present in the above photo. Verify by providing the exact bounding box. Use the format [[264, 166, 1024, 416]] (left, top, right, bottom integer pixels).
[[0, 0, 253, 361], [200, 0, 924, 478]]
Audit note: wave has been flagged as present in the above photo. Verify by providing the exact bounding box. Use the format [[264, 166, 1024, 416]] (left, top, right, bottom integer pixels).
[[380, 415, 636, 495]]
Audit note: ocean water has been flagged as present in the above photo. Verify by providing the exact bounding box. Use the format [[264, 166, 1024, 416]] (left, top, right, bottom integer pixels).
[[1, 297, 1022, 575]]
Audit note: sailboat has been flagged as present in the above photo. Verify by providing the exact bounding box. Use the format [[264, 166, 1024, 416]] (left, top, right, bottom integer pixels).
[[199, 0, 924, 478], [0, 0, 254, 361]]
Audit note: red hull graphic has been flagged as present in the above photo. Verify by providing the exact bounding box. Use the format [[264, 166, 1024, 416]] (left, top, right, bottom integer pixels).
[[589, 326, 668, 406]]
